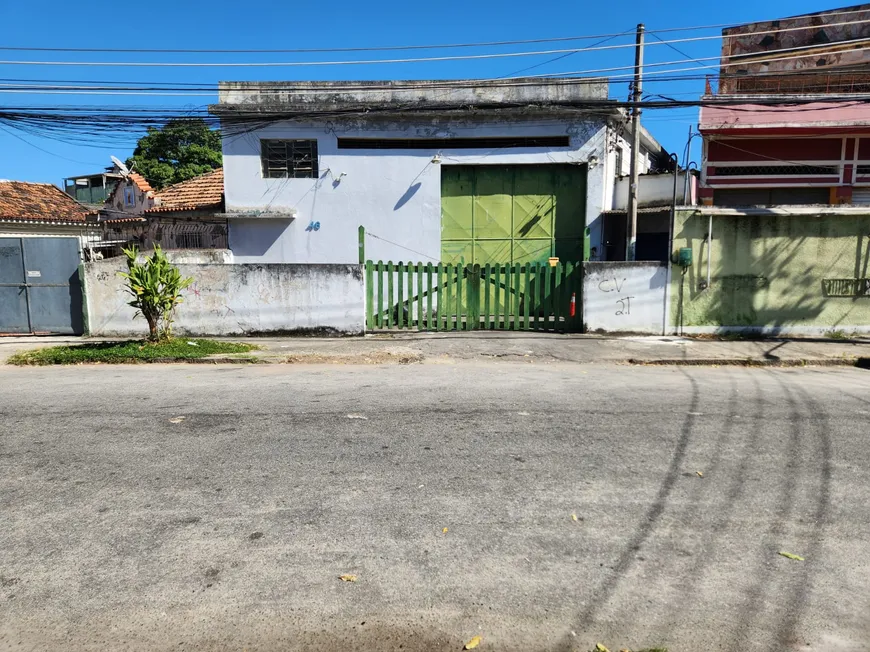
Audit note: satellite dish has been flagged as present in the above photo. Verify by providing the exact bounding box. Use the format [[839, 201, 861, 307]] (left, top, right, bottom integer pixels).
[[111, 155, 130, 176]]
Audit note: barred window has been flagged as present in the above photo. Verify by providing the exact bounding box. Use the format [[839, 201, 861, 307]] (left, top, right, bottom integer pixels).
[[261, 139, 318, 178], [714, 164, 837, 177]]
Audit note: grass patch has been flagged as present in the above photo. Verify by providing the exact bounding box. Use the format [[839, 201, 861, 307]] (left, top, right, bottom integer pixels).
[[826, 329, 849, 340], [8, 339, 256, 365]]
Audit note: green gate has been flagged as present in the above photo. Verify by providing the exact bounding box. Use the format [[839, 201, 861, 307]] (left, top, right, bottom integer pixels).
[[441, 164, 587, 265], [364, 259, 582, 332]]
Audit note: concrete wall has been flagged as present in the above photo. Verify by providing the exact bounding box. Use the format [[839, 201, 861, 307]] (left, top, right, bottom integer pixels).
[[217, 78, 610, 110], [719, 6, 870, 94], [613, 171, 695, 210], [221, 117, 618, 264], [84, 260, 364, 336], [670, 209, 870, 335], [583, 262, 668, 334]]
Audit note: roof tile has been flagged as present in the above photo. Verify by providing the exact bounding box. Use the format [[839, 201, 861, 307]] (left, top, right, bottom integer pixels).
[[0, 180, 90, 222], [128, 172, 153, 193], [145, 168, 223, 213]]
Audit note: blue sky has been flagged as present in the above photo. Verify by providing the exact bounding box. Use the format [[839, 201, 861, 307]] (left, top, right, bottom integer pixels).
[[0, 0, 842, 184]]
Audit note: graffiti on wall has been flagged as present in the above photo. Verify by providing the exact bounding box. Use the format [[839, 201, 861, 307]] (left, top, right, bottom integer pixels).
[[596, 276, 636, 316]]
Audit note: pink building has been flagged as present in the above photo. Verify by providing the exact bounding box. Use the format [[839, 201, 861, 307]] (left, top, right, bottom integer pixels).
[[699, 4, 870, 206]]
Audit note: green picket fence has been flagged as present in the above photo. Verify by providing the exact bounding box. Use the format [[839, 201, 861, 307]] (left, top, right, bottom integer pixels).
[[364, 260, 582, 332]]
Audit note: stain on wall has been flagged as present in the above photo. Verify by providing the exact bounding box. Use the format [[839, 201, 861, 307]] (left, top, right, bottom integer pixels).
[[719, 7, 870, 94], [671, 209, 870, 333], [85, 261, 365, 336]]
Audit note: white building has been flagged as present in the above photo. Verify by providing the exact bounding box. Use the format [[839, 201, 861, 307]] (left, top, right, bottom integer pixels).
[[211, 79, 664, 265]]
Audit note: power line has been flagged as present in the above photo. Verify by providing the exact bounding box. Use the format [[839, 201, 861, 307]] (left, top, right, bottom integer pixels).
[[0, 33, 638, 55], [503, 29, 635, 78], [3, 19, 870, 68], [0, 123, 106, 165], [544, 41, 870, 79], [643, 7, 870, 35], [647, 32, 708, 70], [3, 62, 869, 94], [2, 9, 870, 56], [5, 40, 870, 97]]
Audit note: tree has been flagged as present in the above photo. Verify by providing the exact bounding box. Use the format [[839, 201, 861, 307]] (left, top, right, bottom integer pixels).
[[119, 245, 193, 342], [126, 118, 221, 190]]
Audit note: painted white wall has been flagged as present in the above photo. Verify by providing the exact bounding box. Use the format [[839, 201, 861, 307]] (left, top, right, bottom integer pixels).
[[84, 260, 365, 336], [613, 171, 694, 210], [583, 262, 667, 334], [222, 118, 613, 264]]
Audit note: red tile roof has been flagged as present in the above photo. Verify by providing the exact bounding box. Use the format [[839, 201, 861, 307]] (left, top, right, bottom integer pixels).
[[128, 172, 153, 194], [145, 168, 223, 214], [104, 216, 147, 224], [0, 180, 90, 222]]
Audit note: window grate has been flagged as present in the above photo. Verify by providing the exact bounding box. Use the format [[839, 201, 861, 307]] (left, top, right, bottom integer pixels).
[[261, 139, 318, 178], [714, 164, 837, 176], [823, 278, 870, 297]]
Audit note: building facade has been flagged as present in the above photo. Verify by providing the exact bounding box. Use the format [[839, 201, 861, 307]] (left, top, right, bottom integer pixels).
[[677, 5, 870, 334], [211, 79, 664, 265], [101, 168, 228, 253], [699, 4, 870, 207]]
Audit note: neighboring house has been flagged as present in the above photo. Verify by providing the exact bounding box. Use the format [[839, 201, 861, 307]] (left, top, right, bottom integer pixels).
[[601, 169, 698, 262], [210, 78, 665, 265], [673, 4, 870, 334], [0, 180, 99, 334], [102, 168, 227, 251], [64, 164, 124, 207], [105, 171, 155, 215]]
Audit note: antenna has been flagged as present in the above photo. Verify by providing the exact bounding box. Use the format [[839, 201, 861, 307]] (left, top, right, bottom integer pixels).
[[111, 155, 130, 176]]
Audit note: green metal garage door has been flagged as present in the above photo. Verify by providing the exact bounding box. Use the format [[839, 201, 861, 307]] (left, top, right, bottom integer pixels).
[[441, 164, 586, 265]]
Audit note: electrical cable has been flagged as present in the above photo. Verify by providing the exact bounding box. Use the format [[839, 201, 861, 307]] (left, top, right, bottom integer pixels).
[[2, 11, 870, 55], [2, 19, 870, 68]]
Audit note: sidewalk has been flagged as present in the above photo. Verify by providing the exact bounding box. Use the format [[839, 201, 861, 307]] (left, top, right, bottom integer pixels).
[[3, 331, 870, 366]]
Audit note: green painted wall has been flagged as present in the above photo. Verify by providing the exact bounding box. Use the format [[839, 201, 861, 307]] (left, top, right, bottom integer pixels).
[[670, 210, 870, 331]]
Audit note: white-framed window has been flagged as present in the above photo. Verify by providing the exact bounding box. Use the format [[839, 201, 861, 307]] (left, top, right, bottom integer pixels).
[[124, 186, 136, 207]]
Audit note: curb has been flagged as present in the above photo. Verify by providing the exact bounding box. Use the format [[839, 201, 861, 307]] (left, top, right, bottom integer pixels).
[[627, 357, 866, 368]]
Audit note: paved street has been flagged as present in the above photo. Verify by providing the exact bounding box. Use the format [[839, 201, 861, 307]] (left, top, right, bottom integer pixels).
[[1, 362, 869, 652]]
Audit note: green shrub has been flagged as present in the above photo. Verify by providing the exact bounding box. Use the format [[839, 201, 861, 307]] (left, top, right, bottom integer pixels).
[[119, 245, 193, 342]]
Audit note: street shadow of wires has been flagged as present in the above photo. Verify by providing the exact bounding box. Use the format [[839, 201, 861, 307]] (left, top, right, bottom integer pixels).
[[553, 367, 702, 651]]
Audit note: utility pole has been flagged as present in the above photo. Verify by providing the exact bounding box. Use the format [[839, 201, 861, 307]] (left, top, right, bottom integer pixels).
[[626, 23, 645, 261]]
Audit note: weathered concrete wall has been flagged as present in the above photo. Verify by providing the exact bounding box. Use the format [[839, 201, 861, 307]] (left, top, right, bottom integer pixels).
[[583, 262, 667, 334], [84, 261, 364, 336], [216, 78, 609, 111], [719, 7, 870, 94], [670, 209, 870, 334], [221, 118, 615, 264], [613, 171, 694, 210]]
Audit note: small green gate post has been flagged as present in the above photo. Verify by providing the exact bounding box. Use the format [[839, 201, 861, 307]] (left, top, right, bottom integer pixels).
[[358, 225, 365, 265], [365, 260, 374, 331]]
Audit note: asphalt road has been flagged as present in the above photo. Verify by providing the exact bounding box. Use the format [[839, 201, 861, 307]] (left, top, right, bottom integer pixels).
[[1, 362, 869, 652]]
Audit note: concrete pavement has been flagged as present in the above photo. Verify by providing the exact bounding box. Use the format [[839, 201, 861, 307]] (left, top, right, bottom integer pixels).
[[1, 362, 869, 651], [3, 331, 870, 366]]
